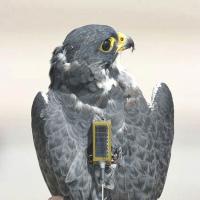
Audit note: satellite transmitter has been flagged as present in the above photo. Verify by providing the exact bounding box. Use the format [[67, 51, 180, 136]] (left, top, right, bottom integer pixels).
[[92, 120, 112, 200]]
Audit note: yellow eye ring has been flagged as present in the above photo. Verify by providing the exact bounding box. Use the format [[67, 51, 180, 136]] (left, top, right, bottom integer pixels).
[[100, 37, 116, 52]]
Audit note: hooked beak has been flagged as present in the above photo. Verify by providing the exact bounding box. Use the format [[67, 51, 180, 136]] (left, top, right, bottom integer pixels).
[[116, 32, 135, 52]]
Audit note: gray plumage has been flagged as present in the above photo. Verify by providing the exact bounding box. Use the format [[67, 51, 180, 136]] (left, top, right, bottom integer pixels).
[[31, 24, 174, 200]]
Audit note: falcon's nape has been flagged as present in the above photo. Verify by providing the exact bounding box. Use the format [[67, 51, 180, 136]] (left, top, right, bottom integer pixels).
[[31, 24, 174, 200]]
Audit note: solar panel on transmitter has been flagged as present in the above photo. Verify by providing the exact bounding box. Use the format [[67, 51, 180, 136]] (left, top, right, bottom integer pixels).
[[95, 126, 108, 157], [92, 121, 112, 164]]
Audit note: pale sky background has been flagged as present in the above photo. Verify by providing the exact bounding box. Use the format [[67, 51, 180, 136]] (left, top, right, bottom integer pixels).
[[0, 0, 200, 199]]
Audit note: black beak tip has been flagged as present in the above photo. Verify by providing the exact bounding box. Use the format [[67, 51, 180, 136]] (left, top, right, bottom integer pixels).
[[127, 37, 135, 52]]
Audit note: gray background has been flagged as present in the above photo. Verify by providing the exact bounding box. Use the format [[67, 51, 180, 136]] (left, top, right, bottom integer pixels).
[[0, 0, 200, 199]]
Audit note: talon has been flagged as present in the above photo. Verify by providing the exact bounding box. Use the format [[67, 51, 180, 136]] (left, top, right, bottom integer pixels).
[[112, 147, 122, 164]]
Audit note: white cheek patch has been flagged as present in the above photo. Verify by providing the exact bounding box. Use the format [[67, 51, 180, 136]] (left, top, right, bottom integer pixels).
[[114, 55, 138, 89], [41, 92, 49, 104], [96, 69, 117, 93], [113, 54, 125, 71]]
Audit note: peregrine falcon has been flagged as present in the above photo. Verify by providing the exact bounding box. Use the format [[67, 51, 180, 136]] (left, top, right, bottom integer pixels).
[[31, 24, 174, 200]]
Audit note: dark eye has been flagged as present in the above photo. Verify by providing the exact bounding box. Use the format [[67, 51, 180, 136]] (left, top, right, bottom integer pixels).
[[101, 39, 111, 51], [99, 37, 116, 52]]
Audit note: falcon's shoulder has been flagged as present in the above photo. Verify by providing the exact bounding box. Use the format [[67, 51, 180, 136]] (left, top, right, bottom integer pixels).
[[150, 82, 174, 198], [31, 91, 49, 149], [151, 82, 174, 143]]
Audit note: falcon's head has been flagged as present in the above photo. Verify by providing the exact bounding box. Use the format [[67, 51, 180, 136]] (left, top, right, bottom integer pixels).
[[49, 24, 134, 93]]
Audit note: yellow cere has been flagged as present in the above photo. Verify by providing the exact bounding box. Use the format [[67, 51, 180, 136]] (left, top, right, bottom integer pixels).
[[117, 32, 127, 52]]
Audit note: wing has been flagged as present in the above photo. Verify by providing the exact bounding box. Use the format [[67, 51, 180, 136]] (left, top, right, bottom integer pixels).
[[31, 91, 93, 199], [110, 74, 173, 199], [111, 85, 157, 200], [150, 83, 174, 198], [31, 92, 60, 195]]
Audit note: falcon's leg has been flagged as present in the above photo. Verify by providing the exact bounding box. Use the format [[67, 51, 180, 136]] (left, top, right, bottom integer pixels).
[[48, 196, 63, 200]]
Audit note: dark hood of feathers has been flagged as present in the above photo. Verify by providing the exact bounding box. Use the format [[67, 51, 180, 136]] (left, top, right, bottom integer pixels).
[[49, 25, 121, 92], [49, 24, 134, 100]]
